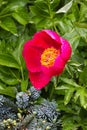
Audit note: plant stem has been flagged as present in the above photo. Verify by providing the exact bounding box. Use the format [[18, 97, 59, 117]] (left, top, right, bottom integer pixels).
[[49, 86, 55, 101], [53, 23, 59, 34], [20, 66, 24, 80], [49, 76, 58, 101]]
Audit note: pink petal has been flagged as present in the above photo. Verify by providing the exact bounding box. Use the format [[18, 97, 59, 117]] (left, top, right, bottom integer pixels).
[[23, 45, 43, 72], [29, 71, 51, 90], [32, 34, 49, 49], [34, 30, 61, 49], [22, 40, 33, 58], [60, 38, 72, 62], [43, 30, 61, 44], [23, 38, 48, 51], [41, 55, 65, 76]]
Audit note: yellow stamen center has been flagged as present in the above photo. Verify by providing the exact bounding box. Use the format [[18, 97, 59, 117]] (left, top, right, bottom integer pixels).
[[41, 47, 60, 67]]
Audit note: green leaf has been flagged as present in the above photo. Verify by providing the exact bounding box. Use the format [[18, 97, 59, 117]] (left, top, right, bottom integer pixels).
[[60, 77, 80, 87], [56, 85, 69, 90], [0, 53, 20, 69], [74, 87, 87, 109], [0, 68, 19, 85], [0, 17, 17, 35], [58, 100, 77, 114], [79, 67, 87, 85], [68, 61, 82, 67], [0, 74, 19, 85], [56, 0, 73, 14], [30, 2, 49, 18], [62, 116, 79, 130], [58, 20, 73, 33], [71, 1, 80, 20], [79, 2, 87, 21], [75, 22, 87, 29], [0, 0, 29, 15], [21, 79, 28, 91], [79, 88, 87, 109], [12, 8, 29, 25], [29, 1, 51, 29], [0, 83, 17, 98], [64, 87, 75, 105], [75, 27, 87, 40], [50, 0, 60, 10], [74, 90, 81, 103], [12, 36, 26, 69], [63, 28, 80, 51]]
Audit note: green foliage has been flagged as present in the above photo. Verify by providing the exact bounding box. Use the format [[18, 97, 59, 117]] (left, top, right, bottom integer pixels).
[[29, 0, 60, 29], [0, 17, 17, 35], [0, 53, 20, 68], [0, 82, 17, 97], [0, 0, 29, 34]]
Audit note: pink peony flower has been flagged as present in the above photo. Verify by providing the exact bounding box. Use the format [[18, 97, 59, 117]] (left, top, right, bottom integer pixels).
[[22, 30, 72, 90]]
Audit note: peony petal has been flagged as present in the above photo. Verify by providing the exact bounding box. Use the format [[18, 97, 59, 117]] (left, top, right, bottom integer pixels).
[[60, 38, 72, 62], [32, 35, 48, 49], [22, 40, 33, 58], [23, 45, 43, 72], [29, 71, 51, 90], [41, 55, 65, 76], [34, 30, 61, 49], [43, 30, 61, 44]]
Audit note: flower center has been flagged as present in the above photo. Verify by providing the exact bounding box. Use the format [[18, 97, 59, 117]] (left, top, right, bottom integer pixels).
[[41, 47, 60, 67]]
